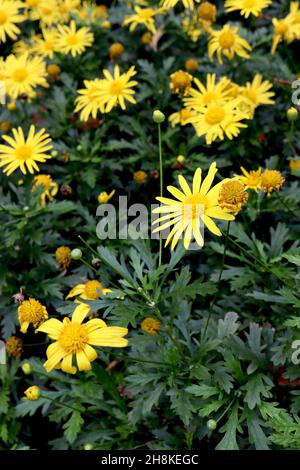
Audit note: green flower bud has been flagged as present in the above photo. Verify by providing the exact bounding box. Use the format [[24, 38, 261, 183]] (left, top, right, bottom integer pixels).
[[207, 419, 217, 431], [153, 110, 165, 123], [71, 248, 82, 260], [287, 107, 298, 121], [84, 443, 93, 451]]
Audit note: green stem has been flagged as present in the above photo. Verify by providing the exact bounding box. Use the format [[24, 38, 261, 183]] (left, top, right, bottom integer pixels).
[[203, 221, 231, 339], [78, 236, 99, 258], [216, 398, 236, 424], [80, 258, 99, 275], [158, 122, 163, 268]]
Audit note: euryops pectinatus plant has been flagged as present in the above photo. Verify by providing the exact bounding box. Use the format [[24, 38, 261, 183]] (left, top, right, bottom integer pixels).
[[1, 0, 300, 452]]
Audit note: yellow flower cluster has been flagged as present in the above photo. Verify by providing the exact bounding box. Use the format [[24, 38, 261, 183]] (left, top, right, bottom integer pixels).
[[271, 1, 300, 54], [74, 65, 138, 121], [169, 73, 275, 144], [235, 167, 285, 195]]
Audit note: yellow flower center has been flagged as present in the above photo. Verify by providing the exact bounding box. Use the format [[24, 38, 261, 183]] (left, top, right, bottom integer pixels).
[[0, 10, 7, 24], [109, 80, 124, 95], [33, 175, 53, 194], [44, 40, 55, 50], [261, 170, 285, 194], [13, 68, 29, 83], [198, 2, 216, 22], [15, 144, 33, 160], [275, 22, 288, 34], [203, 91, 218, 105], [66, 34, 79, 46], [6, 336, 23, 358], [141, 317, 160, 335], [41, 6, 52, 15], [139, 9, 154, 19], [218, 180, 248, 214], [205, 106, 225, 125], [183, 193, 207, 220], [55, 246, 71, 267], [84, 280, 103, 299], [58, 323, 88, 354], [219, 30, 235, 49], [245, 172, 261, 187], [18, 299, 47, 326], [171, 71, 192, 92]]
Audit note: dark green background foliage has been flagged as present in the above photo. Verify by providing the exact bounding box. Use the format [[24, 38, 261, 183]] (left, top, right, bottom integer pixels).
[[1, 0, 300, 450]]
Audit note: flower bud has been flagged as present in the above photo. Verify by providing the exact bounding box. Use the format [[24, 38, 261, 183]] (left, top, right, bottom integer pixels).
[[153, 110, 165, 123], [207, 419, 217, 431], [177, 155, 185, 164], [84, 443, 94, 450], [21, 362, 32, 374], [71, 248, 82, 260], [287, 107, 298, 121]]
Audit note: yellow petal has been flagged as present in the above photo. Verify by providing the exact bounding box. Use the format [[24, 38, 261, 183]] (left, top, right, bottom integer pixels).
[[66, 284, 85, 299], [61, 354, 77, 374], [72, 303, 90, 324], [76, 350, 91, 371], [37, 318, 63, 339]]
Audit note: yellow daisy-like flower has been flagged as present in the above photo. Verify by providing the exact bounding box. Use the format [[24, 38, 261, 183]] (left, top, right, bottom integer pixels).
[[96, 65, 138, 113], [152, 162, 235, 250], [169, 108, 196, 127], [141, 317, 161, 335], [32, 29, 59, 59], [197, 1, 217, 22], [98, 190, 115, 204], [290, 159, 300, 171], [208, 24, 252, 64], [2, 53, 48, 100], [235, 167, 262, 191], [185, 58, 198, 71], [133, 170, 147, 184], [123, 6, 165, 34], [184, 73, 231, 111], [109, 43, 125, 61], [57, 0, 80, 23], [24, 385, 40, 400], [66, 280, 112, 301], [56, 20, 94, 57], [32, 174, 58, 205], [0, 0, 24, 43], [170, 70, 193, 96], [161, 0, 200, 9], [0, 125, 52, 176], [6, 336, 23, 358], [189, 101, 248, 144], [74, 79, 106, 122], [18, 298, 48, 333], [55, 246, 72, 271], [30, 0, 60, 27], [239, 74, 275, 112], [37, 304, 128, 374], [271, 15, 300, 54], [261, 169, 285, 195], [224, 0, 272, 18], [12, 39, 33, 57], [218, 180, 248, 215]]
